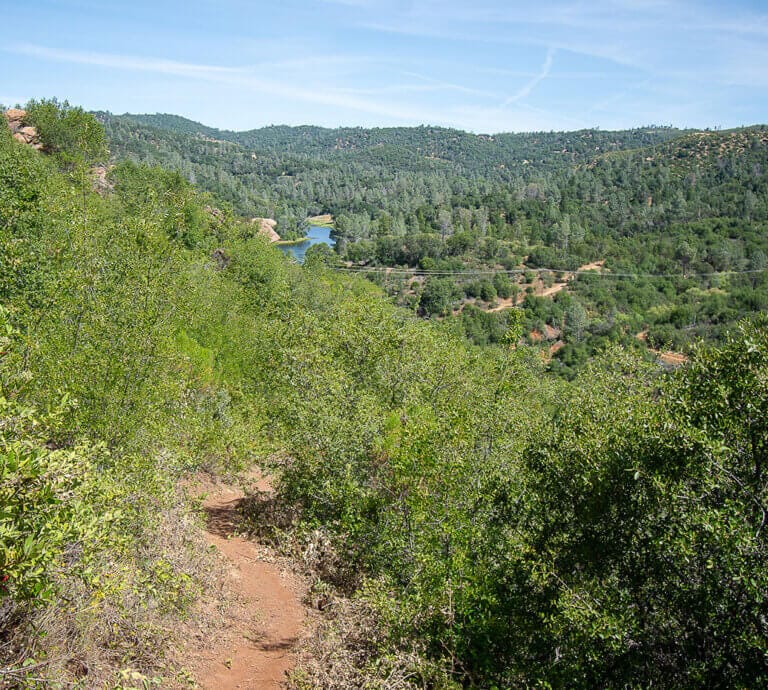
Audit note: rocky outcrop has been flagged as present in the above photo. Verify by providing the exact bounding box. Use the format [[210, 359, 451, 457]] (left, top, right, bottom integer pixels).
[[251, 217, 280, 242], [92, 164, 114, 194], [4, 108, 25, 121], [3, 109, 43, 150]]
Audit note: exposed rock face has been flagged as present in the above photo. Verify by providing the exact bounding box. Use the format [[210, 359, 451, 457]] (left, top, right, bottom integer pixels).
[[92, 164, 114, 194], [4, 109, 43, 149], [4, 108, 25, 125], [3, 108, 43, 149], [251, 217, 280, 242]]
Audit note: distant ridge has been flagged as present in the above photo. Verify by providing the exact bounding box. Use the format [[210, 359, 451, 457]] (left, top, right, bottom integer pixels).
[[100, 111, 687, 164], [117, 112, 222, 138]]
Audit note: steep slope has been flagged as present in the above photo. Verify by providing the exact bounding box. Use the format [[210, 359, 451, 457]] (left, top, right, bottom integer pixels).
[[4, 100, 768, 690]]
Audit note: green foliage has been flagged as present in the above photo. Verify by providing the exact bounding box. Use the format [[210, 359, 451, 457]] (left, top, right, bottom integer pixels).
[[0, 395, 109, 602], [0, 114, 257, 683], [4, 100, 768, 688], [303, 242, 339, 269], [419, 277, 458, 316], [101, 112, 768, 370], [25, 98, 107, 167], [269, 305, 768, 687], [460, 304, 512, 345], [110, 160, 211, 248], [502, 331, 768, 687], [0, 310, 107, 603], [492, 271, 513, 298]]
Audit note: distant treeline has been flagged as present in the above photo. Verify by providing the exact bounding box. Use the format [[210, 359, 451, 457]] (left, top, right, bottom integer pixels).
[[100, 112, 768, 375]]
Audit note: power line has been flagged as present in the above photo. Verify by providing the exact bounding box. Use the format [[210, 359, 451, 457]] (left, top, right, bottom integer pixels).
[[333, 265, 767, 279]]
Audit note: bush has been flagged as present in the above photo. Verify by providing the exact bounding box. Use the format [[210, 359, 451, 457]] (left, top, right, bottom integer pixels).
[[0, 396, 109, 603], [479, 279, 497, 302], [419, 278, 457, 316], [0, 310, 109, 604], [24, 98, 107, 167], [493, 272, 513, 298]]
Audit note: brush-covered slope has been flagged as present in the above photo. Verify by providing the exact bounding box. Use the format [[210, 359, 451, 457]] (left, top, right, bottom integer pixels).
[[4, 99, 768, 689]]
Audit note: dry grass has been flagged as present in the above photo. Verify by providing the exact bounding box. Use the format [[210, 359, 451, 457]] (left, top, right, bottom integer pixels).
[[235, 479, 455, 690], [0, 477, 225, 689], [288, 595, 454, 690]]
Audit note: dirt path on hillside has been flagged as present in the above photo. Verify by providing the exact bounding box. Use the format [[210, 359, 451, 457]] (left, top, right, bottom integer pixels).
[[636, 330, 688, 366], [481, 261, 607, 313], [182, 474, 307, 689]]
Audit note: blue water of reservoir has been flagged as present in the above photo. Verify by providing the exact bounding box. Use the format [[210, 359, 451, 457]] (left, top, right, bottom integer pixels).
[[277, 225, 336, 263]]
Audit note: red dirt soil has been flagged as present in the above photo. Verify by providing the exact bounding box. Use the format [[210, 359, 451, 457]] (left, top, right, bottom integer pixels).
[[635, 330, 689, 366], [183, 474, 308, 689], [485, 261, 607, 313]]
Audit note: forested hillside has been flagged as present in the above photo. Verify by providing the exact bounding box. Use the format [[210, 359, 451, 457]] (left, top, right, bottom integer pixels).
[[2, 101, 767, 688], [100, 113, 768, 375], [100, 112, 683, 227]]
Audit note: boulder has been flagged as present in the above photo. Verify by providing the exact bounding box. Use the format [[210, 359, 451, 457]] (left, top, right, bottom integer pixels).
[[19, 126, 37, 142], [3, 108, 26, 125], [252, 217, 280, 242], [4, 109, 40, 148]]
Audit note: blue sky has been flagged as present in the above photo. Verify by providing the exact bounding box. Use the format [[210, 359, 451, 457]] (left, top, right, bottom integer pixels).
[[1, 0, 767, 132]]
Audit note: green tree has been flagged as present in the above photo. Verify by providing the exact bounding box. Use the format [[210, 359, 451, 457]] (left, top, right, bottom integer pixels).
[[24, 98, 107, 167], [304, 242, 338, 269], [419, 277, 457, 317], [511, 322, 768, 688], [479, 279, 497, 302], [565, 300, 588, 341], [493, 272, 513, 299]]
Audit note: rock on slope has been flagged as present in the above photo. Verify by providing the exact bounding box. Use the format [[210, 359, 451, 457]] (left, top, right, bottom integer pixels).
[[252, 217, 281, 242], [3, 108, 42, 149]]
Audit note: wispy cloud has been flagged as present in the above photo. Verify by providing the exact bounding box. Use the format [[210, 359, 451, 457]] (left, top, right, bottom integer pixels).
[[498, 47, 555, 109], [5, 42, 460, 127], [5, 0, 766, 133], [359, 0, 768, 79], [10, 43, 242, 79], [336, 83, 494, 97], [254, 54, 394, 72], [401, 71, 500, 98], [479, 66, 612, 79], [359, 18, 644, 71]]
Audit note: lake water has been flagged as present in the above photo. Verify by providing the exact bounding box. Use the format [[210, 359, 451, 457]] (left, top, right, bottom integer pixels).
[[277, 225, 335, 263]]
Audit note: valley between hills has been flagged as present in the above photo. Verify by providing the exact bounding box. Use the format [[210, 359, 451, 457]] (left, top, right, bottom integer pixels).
[[1, 100, 767, 689]]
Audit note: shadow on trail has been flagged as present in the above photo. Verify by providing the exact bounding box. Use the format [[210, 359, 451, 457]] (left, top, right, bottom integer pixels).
[[203, 499, 243, 538]]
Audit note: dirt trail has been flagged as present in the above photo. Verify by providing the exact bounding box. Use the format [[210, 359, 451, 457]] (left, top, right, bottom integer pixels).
[[185, 474, 307, 689], [482, 261, 607, 313], [636, 330, 688, 366]]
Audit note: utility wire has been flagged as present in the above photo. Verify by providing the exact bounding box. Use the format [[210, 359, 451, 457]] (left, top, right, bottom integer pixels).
[[332, 265, 767, 279]]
